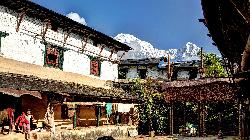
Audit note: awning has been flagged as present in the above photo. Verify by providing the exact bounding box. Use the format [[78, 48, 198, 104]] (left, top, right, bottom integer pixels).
[[0, 88, 42, 99]]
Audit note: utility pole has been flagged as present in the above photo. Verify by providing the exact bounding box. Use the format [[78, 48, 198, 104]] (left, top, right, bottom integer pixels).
[[168, 53, 171, 80], [198, 47, 206, 136], [167, 53, 174, 136], [200, 47, 204, 78]]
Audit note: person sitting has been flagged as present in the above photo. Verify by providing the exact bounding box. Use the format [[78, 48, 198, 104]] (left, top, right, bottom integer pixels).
[[15, 112, 29, 133]]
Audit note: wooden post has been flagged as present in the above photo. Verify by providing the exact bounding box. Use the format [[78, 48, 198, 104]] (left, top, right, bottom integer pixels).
[[44, 102, 55, 134], [198, 102, 206, 137], [200, 47, 204, 78], [183, 102, 186, 133], [16, 10, 26, 32], [169, 102, 174, 135], [201, 47, 204, 70], [167, 53, 174, 135], [202, 103, 206, 136], [198, 102, 201, 137], [41, 20, 50, 40], [168, 53, 171, 80], [239, 102, 243, 139], [73, 104, 77, 129], [96, 104, 101, 127]]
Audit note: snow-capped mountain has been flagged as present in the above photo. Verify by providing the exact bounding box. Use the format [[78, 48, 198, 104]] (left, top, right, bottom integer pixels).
[[115, 33, 201, 62]]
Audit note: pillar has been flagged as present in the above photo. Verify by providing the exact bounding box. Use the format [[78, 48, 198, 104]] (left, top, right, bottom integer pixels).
[[73, 104, 77, 129], [96, 104, 101, 127], [198, 102, 201, 137], [169, 102, 174, 135], [44, 102, 55, 134]]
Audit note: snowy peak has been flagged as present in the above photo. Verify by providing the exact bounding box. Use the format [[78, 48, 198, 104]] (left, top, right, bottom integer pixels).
[[175, 42, 201, 62], [115, 33, 168, 60], [115, 33, 200, 62]]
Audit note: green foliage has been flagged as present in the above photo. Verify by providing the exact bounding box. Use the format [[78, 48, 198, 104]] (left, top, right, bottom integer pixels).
[[132, 78, 168, 135], [198, 51, 228, 77]]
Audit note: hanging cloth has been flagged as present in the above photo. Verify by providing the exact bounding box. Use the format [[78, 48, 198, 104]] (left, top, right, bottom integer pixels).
[[105, 103, 112, 116]]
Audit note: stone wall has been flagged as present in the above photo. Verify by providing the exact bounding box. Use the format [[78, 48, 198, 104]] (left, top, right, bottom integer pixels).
[[0, 5, 118, 81], [34, 126, 138, 140]]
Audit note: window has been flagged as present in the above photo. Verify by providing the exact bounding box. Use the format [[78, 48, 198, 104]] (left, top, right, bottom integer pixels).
[[90, 59, 101, 76], [0, 31, 9, 53], [189, 69, 198, 80], [44, 44, 64, 69], [138, 69, 147, 79], [118, 68, 128, 79]]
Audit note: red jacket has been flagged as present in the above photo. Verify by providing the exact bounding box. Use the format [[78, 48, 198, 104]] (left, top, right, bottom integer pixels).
[[16, 114, 29, 127], [6, 108, 14, 119]]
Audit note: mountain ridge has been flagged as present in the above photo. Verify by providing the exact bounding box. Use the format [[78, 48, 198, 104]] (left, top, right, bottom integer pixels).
[[115, 33, 201, 62]]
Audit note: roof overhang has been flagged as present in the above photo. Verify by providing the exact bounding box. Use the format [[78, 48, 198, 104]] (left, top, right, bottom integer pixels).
[[0, 0, 132, 51], [201, 0, 249, 66]]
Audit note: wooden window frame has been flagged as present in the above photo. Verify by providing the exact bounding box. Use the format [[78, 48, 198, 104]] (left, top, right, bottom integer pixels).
[[90, 58, 101, 76], [44, 43, 64, 70]]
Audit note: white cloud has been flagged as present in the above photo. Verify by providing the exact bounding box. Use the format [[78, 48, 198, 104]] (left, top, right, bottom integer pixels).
[[66, 12, 87, 25]]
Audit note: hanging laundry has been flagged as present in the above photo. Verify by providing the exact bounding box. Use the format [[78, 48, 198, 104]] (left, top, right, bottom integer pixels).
[[105, 103, 112, 117], [118, 104, 134, 113]]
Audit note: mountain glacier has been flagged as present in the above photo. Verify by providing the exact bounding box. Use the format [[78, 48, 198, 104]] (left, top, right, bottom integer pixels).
[[115, 33, 201, 62]]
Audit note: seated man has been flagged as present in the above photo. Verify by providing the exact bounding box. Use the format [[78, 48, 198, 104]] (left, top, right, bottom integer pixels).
[[15, 112, 29, 133]]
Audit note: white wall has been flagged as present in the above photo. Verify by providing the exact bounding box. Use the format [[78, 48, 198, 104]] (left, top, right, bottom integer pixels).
[[0, 6, 118, 81], [125, 66, 169, 80], [126, 67, 138, 79], [177, 71, 190, 80], [63, 50, 90, 75], [100, 61, 118, 80], [122, 65, 193, 80]]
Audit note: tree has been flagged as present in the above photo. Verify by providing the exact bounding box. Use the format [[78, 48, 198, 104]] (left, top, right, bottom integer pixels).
[[131, 78, 167, 136], [200, 52, 228, 77]]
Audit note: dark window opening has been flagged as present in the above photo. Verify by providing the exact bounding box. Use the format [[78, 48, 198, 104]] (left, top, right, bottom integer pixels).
[[47, 54, 57, 63], [61, 104, 69, 119], [118, 68, 128, 79], [138, 69, 147, 79], [189, 69, 198, 80], [44, 44, 64, 69]]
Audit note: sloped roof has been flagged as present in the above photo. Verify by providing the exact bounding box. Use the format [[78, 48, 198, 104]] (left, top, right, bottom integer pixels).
[[0, 0, 132, 51], [201, 0, 249, 65], [162, 78, 238, 102], [0, 72, 137, 100]]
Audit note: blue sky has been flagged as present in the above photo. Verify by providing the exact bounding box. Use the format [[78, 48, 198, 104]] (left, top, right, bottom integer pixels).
[[31, 0, 220, 54]]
